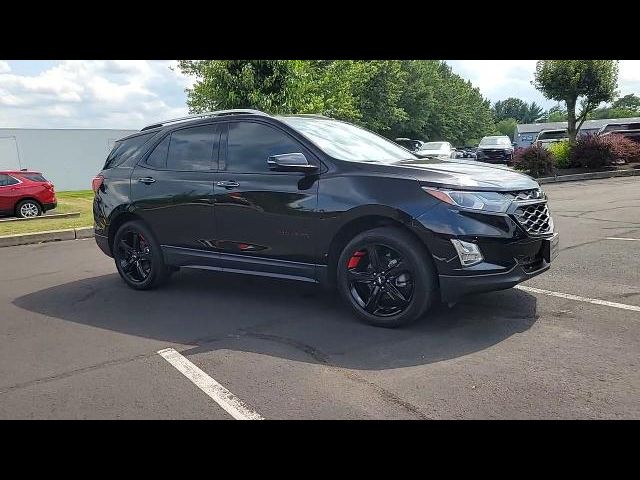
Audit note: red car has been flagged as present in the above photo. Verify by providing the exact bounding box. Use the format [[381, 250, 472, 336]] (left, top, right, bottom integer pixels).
[[0, 170, 57, 218]]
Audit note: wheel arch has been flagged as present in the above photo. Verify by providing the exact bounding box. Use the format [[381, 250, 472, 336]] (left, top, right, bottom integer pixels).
[[107, 210, 151, 253], [325, 211, 438, 289]]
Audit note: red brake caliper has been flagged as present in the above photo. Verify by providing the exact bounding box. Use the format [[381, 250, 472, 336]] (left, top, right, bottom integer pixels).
[[347, 250, 366, 269]]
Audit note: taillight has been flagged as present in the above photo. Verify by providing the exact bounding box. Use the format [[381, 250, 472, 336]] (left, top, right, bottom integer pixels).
[[92, 175, 104, 193]]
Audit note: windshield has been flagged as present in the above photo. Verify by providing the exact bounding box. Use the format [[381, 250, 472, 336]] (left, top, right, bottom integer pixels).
[[537, 130, 567, 140], [421, 142, 447, 150], [480, 136, 511, 146], [278, 116, 417, 164]]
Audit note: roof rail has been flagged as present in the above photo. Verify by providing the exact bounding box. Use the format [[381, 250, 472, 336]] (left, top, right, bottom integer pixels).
[[140, 109, 268, 131]]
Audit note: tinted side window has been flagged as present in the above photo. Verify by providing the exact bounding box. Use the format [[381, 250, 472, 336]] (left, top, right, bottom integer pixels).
[[166, 125, 217, 171], [23, 173, 47, 182], [146, 135, 170, 169], [0, 174, 19, 186], [226, 122, 304, 173], [104, 133, 154, 169]]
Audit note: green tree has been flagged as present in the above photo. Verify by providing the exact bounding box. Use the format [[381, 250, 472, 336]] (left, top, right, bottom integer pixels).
[[533, 60, 619, 143], [496, 118, 517, 139], [543, 105, 568, 122], [493, 98, 544, 123], [177, 60, 312, 114], [613, 93, 640, 111], [589, 93, 640, 119], [177, 60, 497, 147]]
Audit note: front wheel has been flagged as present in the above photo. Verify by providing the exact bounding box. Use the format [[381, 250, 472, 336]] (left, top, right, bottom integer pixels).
[[113, 220, 169, 290], [337, 227, 437, 328]]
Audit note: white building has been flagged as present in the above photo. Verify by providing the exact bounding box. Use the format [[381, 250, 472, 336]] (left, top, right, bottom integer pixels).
[[0, 128, 137, 191]]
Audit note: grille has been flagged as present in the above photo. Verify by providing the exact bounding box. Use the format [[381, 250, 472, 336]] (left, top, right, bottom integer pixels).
[[514, 202, 552, 235], [504, 189, 544, 201]]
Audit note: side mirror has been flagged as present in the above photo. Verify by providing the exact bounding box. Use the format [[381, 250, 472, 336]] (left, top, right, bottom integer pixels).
[[267, 153, 318, 173]]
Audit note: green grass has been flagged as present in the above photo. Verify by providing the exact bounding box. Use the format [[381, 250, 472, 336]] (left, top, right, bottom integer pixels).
[[0, 190, 94, 236]]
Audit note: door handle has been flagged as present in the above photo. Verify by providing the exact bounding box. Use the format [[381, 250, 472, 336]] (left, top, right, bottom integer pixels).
[[137, 177, 156, 185], [216, 180, 240, 189]]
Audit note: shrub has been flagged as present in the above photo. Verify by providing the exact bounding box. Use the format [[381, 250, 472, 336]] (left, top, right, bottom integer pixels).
[[568, 133, 640, 169], [513, 144, 555, 177], [547, 140, 571, 168], [607, 133, 640, 164]]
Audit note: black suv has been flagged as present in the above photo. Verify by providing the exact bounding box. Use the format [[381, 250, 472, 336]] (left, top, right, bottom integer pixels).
[[93, 110, 558, 327], [475, 135, 515, 164]]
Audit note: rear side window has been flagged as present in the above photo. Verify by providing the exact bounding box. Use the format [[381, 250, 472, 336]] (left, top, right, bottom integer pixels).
[[146, 135, 170, 169], [104, 133, 154, 169], [0, 174, 19, 186], [226, 122, 304, 173], [22, 173, 48, 182], [166, 125, 218, 171]]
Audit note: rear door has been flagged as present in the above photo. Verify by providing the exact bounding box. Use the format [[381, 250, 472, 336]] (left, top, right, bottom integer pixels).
[[0, 174, 21, 212], [130, 123, 220, 250]]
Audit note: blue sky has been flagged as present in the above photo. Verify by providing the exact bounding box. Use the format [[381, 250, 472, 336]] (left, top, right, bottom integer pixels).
[[1, 60, 638, 129]]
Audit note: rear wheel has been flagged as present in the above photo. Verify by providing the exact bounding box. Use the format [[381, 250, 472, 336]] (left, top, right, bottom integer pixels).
[[337, 227, 437, 328], [16, 199, 42, 218], [113, 220, 169, 290]]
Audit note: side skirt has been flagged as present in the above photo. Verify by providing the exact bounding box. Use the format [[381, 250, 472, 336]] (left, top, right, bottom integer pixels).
[[161, 245, 327, 284]]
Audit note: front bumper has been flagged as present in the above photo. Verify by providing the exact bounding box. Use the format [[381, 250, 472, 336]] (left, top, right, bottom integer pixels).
[[412, 202, 557, 303], [439, 260, 549, 302], [476, 150, 513, 163]]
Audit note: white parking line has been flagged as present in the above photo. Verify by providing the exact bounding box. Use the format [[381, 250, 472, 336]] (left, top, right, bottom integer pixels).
[[515, 285, 640, 313], [157, 347, 264, 420], [605, 237, 640, 242]]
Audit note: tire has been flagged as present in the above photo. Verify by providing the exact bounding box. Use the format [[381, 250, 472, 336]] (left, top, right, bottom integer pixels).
[[336, 226, 437, 328], [113, 220, 169, 290], [16, 199, 42, 218]]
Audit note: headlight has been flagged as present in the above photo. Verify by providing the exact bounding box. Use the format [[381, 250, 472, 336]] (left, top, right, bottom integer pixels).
[[421, 186, 512, 213]]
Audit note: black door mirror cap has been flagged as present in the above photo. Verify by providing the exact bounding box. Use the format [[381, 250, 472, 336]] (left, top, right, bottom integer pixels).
[[267, 153, 318, 172]]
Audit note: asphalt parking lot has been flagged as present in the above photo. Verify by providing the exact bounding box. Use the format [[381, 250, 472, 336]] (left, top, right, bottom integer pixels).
[[1, 176, 638, 419]]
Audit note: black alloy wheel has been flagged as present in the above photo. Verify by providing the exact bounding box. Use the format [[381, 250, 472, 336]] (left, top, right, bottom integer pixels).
[[347, 244, 414, 317], [113, 220, 169, 290], [116, 229, 153, 284], [337, 226, 436, 328]]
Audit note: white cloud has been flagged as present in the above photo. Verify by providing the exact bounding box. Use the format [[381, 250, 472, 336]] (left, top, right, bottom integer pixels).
[[0, 60, 191, 129], [1, 60, 637, 129], [448, 60, 640, 108]]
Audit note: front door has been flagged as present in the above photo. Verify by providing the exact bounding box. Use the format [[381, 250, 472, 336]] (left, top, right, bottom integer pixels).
[[213, 120, 320, 280], [130, 123, 220, 250]]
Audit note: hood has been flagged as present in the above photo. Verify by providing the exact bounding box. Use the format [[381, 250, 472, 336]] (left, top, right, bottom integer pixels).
[[477, 144, 513, 150], [416, 149, 450, 156], [392, 158, 538, 191]]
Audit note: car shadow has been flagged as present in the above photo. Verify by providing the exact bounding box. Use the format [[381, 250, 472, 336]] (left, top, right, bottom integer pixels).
[[12, 268, 539, 370]]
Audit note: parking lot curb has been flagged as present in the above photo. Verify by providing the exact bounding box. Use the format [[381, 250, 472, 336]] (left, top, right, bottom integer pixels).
[[0, 227, 94, 248], [538, 168, 640, 184], [0, 212, 81, 223]]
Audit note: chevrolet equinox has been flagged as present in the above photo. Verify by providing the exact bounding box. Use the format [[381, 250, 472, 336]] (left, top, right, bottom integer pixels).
[[93, 110, 558, 327]]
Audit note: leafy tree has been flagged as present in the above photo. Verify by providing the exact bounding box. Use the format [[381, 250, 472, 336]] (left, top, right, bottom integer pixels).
[[177, 60, 497, 147], [533, 60, 619, 143], [522, 102, 545, 123], [613, 93, 640, 111], [543, 105, 568, 122], [177, 60, 312, 114], [589, 94, 640, 120], [493, 98, 544, 123], [496, 118, 517, 139]]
